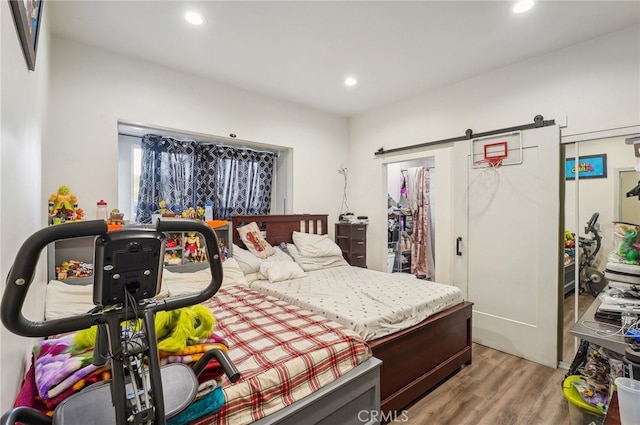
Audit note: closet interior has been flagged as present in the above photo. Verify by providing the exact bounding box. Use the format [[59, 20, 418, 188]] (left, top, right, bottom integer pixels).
[[386, 157, 436, 278]]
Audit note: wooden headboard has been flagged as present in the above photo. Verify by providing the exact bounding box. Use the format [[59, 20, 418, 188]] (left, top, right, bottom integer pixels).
[[230, 214, 328, 248]]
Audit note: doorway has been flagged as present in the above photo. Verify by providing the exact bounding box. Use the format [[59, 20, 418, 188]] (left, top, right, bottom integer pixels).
[[386, 158, 436, 277], [618, 169, 640, 225]]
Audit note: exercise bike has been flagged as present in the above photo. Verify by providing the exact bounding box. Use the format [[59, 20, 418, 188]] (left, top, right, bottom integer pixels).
[[1, 219, 240, 425], [577, 212, 607, 296]]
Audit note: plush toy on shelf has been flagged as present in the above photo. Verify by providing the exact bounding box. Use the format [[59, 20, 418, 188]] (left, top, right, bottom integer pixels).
[[109, 209, 124, 225], [48, 185, 79, 224], [158, 200, 175, 217], [185, 232, 205, 262]]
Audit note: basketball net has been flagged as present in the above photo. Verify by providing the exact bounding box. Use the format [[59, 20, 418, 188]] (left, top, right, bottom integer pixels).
[[474, 157, 504, 168]]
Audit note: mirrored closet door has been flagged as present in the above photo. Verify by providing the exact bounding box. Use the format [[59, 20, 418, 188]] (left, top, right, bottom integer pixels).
[[562, 131, 639, 364]]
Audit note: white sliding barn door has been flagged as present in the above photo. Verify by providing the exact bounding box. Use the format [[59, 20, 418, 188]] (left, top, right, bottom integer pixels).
[[453, 126, 560, 368]]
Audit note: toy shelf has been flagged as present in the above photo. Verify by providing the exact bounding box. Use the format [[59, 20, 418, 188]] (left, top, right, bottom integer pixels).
[[47, 222, 232, 281]]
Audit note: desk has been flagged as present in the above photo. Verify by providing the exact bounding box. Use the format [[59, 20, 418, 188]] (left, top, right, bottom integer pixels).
[[571, 295, 625, 425], [570, 294, 627, 355]]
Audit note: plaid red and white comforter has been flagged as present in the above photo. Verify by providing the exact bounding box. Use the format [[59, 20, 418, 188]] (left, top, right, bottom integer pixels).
[[193, 286, 372, 425]]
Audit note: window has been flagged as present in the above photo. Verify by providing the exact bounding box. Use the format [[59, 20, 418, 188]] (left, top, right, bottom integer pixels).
[[118, 124, 292, 223]]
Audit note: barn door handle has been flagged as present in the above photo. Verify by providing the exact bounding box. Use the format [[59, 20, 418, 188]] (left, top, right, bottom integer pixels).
[[456, 237, 462, 256]]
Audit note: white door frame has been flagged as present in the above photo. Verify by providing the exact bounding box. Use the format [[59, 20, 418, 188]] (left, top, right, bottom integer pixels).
[[615, 168, 639, 222]]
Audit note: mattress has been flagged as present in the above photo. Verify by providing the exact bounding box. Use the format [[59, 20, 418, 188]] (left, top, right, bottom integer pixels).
[[248, 265, 464, 341], [195, 286, 372, 425], [19, 285, 371, 425]]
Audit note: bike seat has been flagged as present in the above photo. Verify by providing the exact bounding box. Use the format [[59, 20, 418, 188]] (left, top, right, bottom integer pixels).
[[53, 363, 198, 425]]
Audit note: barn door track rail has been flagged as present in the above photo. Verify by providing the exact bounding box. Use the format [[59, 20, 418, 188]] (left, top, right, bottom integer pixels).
[[374, 115, 555, 156]]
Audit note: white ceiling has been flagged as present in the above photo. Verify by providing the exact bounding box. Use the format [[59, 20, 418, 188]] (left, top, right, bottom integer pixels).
[[49, 1, 640, 117]]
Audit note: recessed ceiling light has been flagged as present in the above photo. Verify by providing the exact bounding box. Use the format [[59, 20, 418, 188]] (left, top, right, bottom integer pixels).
[[344, 77, 358, 87], [185, 11, 203, 25], [513, 0, 534, 13]]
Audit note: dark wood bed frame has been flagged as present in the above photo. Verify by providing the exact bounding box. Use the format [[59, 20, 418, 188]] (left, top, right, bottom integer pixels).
[[231, 214, 472, 413], [230, 214, 473, 413]]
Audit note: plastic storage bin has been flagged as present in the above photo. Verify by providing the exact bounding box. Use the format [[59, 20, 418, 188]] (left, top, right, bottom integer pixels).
[[614, 377, 640, 425], [563, 375, 605, 425]]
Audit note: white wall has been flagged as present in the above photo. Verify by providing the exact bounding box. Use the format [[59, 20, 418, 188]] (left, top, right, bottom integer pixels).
[[0, 1, 50, 412], [349, 26, 640, 281], [46, 37, 349, 227]]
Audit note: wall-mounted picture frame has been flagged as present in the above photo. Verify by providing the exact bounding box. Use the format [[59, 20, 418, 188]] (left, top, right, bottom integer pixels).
[[565, 154, 608, 180], [9, 0, 44, 71]]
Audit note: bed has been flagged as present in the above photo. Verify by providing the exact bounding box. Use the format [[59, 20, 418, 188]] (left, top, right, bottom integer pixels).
[[10, 259, 381, 425], [230, 214, 473, 414]]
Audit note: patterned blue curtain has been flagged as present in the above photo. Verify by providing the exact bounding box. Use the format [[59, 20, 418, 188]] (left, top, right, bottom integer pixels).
[[137, 135, 276, 223], [204, 146, 277, 219], [136, 135, 198, 223]]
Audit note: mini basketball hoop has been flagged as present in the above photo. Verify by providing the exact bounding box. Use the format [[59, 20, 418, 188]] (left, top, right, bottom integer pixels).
[[473, 141, 508, 168], [474, 157, 504, 168]]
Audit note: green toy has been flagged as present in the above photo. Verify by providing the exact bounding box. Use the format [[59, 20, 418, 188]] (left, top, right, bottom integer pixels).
[[74, 305, 215, 353], [618, 227, 639, 264]]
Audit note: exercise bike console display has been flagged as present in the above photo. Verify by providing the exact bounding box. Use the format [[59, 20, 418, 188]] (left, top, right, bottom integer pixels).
[[94, 230, 166, 306]]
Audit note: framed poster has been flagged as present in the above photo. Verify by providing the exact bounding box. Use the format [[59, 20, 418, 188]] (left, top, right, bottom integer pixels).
[[565, 154, 607, 180], [9, 0, 43, 71]]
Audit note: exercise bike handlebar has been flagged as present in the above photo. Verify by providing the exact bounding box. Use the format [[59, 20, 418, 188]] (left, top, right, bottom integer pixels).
[[1, 219, 224, 338], [583, 212, 602, 255], [585, 212, 600, 233], [1, 220, 108, 337]]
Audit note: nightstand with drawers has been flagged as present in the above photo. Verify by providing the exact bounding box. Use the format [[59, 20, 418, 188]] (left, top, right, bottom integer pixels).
[[335, 222, 367, 268]]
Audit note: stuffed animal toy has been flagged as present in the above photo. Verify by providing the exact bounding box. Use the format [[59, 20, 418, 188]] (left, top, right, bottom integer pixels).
[[74, 305, 215, 353]]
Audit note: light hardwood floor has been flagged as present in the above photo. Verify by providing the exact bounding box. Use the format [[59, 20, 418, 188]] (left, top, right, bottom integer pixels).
[[403, 344, 570, 425], [401, 291, 598, 424]]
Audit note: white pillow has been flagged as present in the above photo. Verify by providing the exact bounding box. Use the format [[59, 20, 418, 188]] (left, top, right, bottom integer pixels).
[[259, 261, 306, 283], [236, 222, 275, 259], [270, 246, 296, 262], [232, 244, 263, 274], [286, 243, 349, 271], [220, 258, 249, 288], [292, 231, 342, 258], [232, 244, 294, 274]]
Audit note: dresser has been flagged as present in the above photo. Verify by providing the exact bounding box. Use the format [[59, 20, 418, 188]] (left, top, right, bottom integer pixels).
[[335, 222, 367, 268]]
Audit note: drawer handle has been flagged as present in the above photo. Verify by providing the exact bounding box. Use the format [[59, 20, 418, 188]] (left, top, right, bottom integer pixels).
[[356, 255, 364, 259], [357, 241, 364, 245], [356, 228, 365, 231]]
